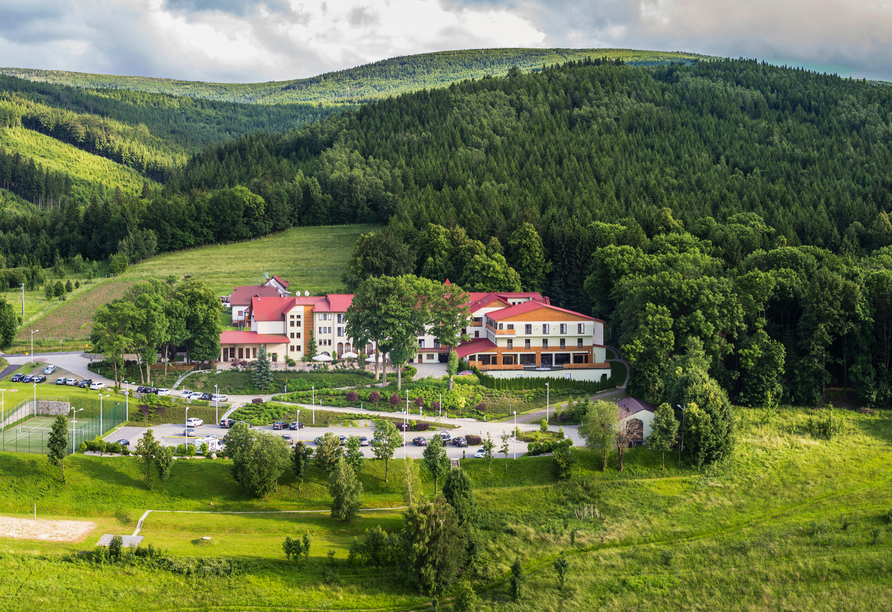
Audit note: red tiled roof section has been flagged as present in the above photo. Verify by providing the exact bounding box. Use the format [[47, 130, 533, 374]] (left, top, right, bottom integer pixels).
[[230, 285, 281, 306], [271, 275, 290, 288], [456, 338, 497, 358], [617, 396, 656, 418], [250, 296, 323, 321], [487, 300, 603, 322], [220, 331, 289, 344], [315, 294, 354, 312]]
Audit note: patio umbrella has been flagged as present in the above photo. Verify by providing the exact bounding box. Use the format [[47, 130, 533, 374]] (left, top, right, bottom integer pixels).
[[342, 351, 358, 359], [312, 354, 332, 362]]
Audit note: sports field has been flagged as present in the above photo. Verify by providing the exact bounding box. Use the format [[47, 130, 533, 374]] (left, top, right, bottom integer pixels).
[[0, 416, 94, 454]]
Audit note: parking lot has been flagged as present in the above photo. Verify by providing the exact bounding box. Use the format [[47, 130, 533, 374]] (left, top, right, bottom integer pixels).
[[106, 420, 532, 459]]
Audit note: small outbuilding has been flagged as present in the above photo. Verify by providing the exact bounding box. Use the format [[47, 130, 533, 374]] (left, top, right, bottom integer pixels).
[[616, 396, 656, 446]]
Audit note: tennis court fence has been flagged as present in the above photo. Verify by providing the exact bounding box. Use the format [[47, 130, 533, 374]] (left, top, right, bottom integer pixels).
[[0, 398, 127, 455]]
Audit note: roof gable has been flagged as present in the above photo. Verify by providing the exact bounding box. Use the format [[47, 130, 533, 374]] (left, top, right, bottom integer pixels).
[[230, 285, 281, 306]]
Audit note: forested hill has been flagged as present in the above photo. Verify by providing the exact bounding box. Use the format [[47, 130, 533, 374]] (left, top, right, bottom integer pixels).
[[160, 58, 892, 408], [0, 48, 707, 105]]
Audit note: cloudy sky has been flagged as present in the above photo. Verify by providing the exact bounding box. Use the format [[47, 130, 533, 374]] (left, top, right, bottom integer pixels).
[[1, 0, 889, 82]]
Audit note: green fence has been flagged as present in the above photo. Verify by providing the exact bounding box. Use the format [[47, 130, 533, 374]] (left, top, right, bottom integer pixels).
[[0, 399, 127, 455]]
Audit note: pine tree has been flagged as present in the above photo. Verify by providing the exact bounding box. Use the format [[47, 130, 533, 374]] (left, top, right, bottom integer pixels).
[[252, 345, 273, 392]]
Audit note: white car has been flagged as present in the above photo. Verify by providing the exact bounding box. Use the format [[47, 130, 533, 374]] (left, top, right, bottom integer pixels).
[[186, 417, 204, 427], [180, 389, 192, 398], [44, 364, 56, 375], [210, 394, 228, 403], [89, 381, 104, 390], [156, 388, 172, 396], [189, 392, 204, 400], [473, 448, 487, 459]]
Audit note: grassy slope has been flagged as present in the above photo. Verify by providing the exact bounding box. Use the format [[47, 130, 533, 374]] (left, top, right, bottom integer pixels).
[[120, 224, 376, 296], [0, 49, 711, 105], [0, 407, 889, 610], [0, 127, 153, 198], [3, 224, 372, 352]]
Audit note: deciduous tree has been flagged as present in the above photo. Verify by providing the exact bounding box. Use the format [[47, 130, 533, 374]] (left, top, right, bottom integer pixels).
[[372, 419, 401, 483], [47, 415, 68, 483], [329, 457, 363, 521]]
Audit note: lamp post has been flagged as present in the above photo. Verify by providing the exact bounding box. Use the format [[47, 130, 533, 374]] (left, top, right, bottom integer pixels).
[[439, 392, 442, 418], [311, 385, 315, 424], [405, 389, 409, 417], [69, 407, 83, 454], [98, 394, 108, 434], [545, 382, 550, 424], [30, 329, 39, 357], [295, 409, 300, 443], [677, 404, 686, 467], [185, 406, 190, 449], [215, 384, 219, 425], [513, 411, 517, 460], [32, 382, 37, 418]]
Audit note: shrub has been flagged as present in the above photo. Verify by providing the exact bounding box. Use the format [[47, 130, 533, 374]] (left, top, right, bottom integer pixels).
[[369, 391, 381, 404], [415, 397, 425, 408], [414, 422, 430, 431], [476, 403, 486, 413], [252, 398, 263, 404], [346, 391, 359, 402], [389, 393, 401, 406], [465, 435, 482, 445]]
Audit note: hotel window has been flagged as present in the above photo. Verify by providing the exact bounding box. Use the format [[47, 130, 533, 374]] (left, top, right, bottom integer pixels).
[[295, 333, 301, 339], [296, 345, 301, 352], [543, 324, 550, 334], [290, 333, 294, 339], [560, 339, 566, 349], [525, 339, 530, 349], [290, 320, 295, 327], [560, 324, 567, 334], [318, 327, 323, 335], [525, 324, 532, 334], [337, 327, 345, 337], [318, 314, 324, 321], [578, 323, 585, 334], [507, 339, 513, 349], [419, 339, 426, 349], [577, 338, 583, 348], [507, 324, 514, 331], [543, 339, 548, 349], [337, 314, 344, 324]]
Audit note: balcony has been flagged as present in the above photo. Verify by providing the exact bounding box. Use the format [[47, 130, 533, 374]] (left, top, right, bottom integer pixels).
[[485, 323, 515, 335]]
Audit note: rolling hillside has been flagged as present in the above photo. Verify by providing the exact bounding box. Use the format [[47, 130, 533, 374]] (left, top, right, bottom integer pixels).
[[0, 48, 709, 105]]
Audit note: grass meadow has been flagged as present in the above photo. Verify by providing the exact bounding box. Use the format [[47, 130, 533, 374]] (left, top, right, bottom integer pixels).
[[0, 405, 890, 610]]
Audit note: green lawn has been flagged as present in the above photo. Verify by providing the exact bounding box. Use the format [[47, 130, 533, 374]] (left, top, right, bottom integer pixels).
[[0, 406, 891, 610], [121, 224, 379, 296]]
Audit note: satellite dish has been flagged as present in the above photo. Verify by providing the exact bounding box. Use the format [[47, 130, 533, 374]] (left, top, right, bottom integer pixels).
[[304, 290, 309, 297]]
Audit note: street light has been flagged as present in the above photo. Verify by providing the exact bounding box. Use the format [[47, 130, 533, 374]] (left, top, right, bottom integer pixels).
[[513, 411, 517, 460], [677, 404, 686, 467], [215, 384, 219, 425], [30, 329, 39, 357], [311, 386, 315, 424], [546, 382, 550, 424], [295, 409, 300, 443], [439, 392, 442, 418], [185, 406, 190, 449], [32, 382, 37, 418], [0, 388, 18, 432], [98, 394, 109, 434], [69, 407, 83, 454]]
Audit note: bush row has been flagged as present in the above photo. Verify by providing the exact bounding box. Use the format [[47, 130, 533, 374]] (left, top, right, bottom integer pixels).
[[527, 438, 574, 456]]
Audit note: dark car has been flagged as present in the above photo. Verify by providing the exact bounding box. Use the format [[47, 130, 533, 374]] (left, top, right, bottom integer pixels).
[[21, 375, 34, 383], [79, 379, 92, 388], [235, 421, 253, 428], [11, 374, 23, 382], [451, 437, 467, 447], [272, 421, 287, 430], [201, 393, 212, 401], [289, 422, 305, 430], [115, 439, 130, 447], [438, 431, 451, 442], [412, 437, 428, 446], [220, 418, 235, 428], [32, 375, 46, 383]]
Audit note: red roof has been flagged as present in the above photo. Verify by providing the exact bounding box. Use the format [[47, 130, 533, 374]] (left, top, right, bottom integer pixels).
[[271, 275, 290, 288], [220, 331, 289, 344], [315, 294, 353, 313], [230, 285, 281, 306], [250, 296, 325, 321], [456, 338, 497, 358], [487, 300, 602, 322]]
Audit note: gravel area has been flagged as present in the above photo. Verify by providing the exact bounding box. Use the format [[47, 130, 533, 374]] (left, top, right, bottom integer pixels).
[[0, 515, 96, 542]]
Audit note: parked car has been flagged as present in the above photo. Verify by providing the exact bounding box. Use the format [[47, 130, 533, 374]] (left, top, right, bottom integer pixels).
[[65, 378, 78, 386], [412, 437, 428, 446], [359, 436, 369, 447], [32, 375, 46, 383], [183, 428, 196, 436], [156, 388, 171, 396], [200, 393, 212, 401], [186, 417, 204, 427], [210, 393, 228, 403], [43, 364, 56, 375], [180, 389, 193, 398], [281, 434, 295, 444], [55, 377, 65, 385], [313, 436, 324, 445], [115, 439, 130, 447], [21, 375, 34, 383], [189, 392, 204, 400], [451, 437, 467, 447], [339, 435, 347, 446], [78, 379, 92, 388], [272, 421, 287, 430], [220, 418, 235, 428], [89, 381, 104, 390], [289, 422, 305, 430], [438, 431, 451, 441], [11, 373, 23, 382], [473, 448, 487, 459], [235, 421, 253, 428]]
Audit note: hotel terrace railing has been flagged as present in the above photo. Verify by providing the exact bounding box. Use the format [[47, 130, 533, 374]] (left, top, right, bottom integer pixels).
[[485, 323, 515, 335], [469, 361, 610, 371]]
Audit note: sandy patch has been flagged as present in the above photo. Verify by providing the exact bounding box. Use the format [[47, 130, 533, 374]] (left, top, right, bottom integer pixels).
[[0, 516, 96, 542]]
